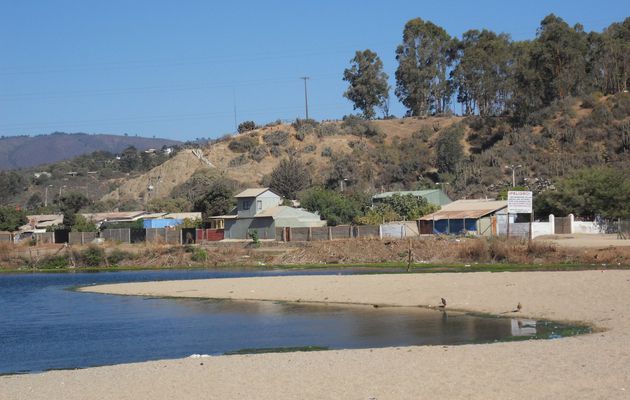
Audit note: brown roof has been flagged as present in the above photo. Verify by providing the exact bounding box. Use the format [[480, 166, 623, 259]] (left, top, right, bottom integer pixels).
[[419, 199, 507, 221]]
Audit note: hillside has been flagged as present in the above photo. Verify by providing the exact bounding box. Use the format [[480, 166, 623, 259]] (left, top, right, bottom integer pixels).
[[0, 132, 181, 170], [3, 92, 629, 212]]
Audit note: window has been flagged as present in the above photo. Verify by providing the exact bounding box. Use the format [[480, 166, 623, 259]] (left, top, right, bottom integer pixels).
[[257, 200, 262, 211], [242, 200, 251, 210]]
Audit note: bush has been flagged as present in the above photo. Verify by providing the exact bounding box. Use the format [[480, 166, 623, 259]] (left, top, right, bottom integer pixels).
[[303, 144, 316, 153], [321, 147, 333, 157], [341, 115, 382, 138], [269, 145, 282, 157], [591, 104, 613, 125], [457, 239, 490, 262], [108, 249, 133, 265], [237, 121, 257, 133], [79, 246, 105, 267], [40, 255, 69, 269], [263, 130, 290, 146], [250, 145, 268, 162], [228, 154, 248, 167], [580, 93, 598, 109], [292, 118, 318, 131], [228, 135, 258, 153], [316, 123, 342, 137], [191, 248, 208, 262]]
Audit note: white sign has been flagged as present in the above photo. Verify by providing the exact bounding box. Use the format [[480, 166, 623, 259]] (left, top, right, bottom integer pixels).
[[507, 191, 533, 214]]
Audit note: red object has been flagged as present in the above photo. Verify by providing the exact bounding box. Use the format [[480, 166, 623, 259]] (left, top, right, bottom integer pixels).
[[196, 229, 224, 242]]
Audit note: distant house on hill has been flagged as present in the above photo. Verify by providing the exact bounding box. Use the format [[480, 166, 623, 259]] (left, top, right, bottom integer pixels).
[[418, 199, 507, 236], [372, 189, 452, 207], [213, 188, 326, 240]]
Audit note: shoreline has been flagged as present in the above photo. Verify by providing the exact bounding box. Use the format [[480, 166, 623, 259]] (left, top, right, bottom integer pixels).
[[3, 270, 630, 399]]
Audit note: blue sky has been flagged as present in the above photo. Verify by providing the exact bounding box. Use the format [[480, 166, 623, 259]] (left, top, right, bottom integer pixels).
[[1, 0, 628, 141]]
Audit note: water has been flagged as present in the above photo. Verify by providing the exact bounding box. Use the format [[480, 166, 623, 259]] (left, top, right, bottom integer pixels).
[[0, 269, 577, 374]]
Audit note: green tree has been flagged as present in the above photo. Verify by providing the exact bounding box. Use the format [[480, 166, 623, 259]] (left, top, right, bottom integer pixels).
[[0, 206, 27, 231], [299, 188, 361, 226], [379, 194, 438, 220], [435, 125, 464, 174], [119, 146, 141, 173], [270, 157, 311, 200], [193, 180, 235, 219], [0, 171, 25, 203], [57, 192, 91, 228], [395, 18, 454, 116], [452, 30, 513, 116], [72, 215, 97, 232], [343, 49, 390, 119], [534, 167, 630, 219], [355, 204, 401, 225], [587, 18, 630, 94], [531, 14, 589, 103]]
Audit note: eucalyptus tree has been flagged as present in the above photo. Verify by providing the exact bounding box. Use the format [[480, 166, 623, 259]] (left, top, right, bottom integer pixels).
[[451, 29, 513, 116], [587, 18, 630, 94], [395, 18, 455, 116], [343, 49, 390, 119]]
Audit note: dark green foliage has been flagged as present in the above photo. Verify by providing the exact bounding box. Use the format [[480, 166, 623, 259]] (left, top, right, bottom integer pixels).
[[0, 171, 25, 203], [71, 215, 97, 232], [237, 121, 257, 133], [343, 49, 390, 119], [535, 167, 630, 219], [321, 147, 333, 157], [0, 206, 27, 231], [79, 246, 105, 267], [270, 157, 311, 199], [299, 188, 361, 226], [108, 249, 134, 265], [395, 18, 454, 116], [377, 194, 438, 220], [190, 248, 208, 262], [57, 192, 90, 228], [193, 179, 236, 219], [40, 255, 69, 269], [436, 125, 464, 173], [119, 146, 141, 173], [228, 135, 258, 153]]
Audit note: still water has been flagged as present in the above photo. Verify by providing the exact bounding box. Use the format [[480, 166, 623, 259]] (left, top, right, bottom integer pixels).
[[0, 269, 558, 374]]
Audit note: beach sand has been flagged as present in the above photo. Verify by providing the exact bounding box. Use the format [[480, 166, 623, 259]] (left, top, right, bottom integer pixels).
[[2, 270, 630, 399]]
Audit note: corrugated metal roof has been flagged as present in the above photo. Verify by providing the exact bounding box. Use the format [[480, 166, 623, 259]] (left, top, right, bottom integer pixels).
[[419, 199, 507, 221], [235, 188, 272, 198], [255, 206, 321, 220]]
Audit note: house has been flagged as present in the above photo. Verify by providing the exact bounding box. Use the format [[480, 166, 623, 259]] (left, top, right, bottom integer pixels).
[[217, 188, 326, 240], [418, 199, 508, 236], [372, 189, 452, 207], [21, 214, 65, 232]]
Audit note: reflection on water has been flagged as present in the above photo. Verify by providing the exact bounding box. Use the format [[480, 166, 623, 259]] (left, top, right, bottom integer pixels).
[[0, 270, 556, 374]]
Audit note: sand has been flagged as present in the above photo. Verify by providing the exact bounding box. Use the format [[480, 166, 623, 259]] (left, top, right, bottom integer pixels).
[[3, 270, 630, 399]]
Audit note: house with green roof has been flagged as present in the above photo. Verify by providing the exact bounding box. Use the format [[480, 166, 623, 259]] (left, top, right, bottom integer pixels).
[[372, 189, 452, 207]]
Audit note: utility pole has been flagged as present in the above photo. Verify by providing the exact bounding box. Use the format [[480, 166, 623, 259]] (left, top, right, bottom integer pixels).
[[506, 164, 522, 187], [232, 87, 238, 133], [300, 76, 310, 120]]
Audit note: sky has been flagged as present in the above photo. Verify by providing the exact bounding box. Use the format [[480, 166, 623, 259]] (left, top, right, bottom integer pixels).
[[1, 0, 628, 142]]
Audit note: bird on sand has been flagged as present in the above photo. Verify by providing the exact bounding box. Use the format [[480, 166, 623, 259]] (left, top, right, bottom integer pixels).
[[439, 298, 447, 308]]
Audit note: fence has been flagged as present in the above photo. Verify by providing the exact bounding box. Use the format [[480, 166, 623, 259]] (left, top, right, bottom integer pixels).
[[34, 232, 55, 244], [68, 232, 98, 245], [101, 229, 131, 243], [196, 229, 224, 242], [146, 228, 181, 245], [277, 225, 382, 242]]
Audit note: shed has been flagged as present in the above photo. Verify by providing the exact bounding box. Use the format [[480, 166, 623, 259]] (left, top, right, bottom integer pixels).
[[418, 199, 507, 236]]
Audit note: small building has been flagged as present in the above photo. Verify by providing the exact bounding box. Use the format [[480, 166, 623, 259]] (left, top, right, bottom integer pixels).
[[218, 188, 326, 240], [372, 189, 452, 207], [22, 214, 65, 231], [418, 199, 507, 236]]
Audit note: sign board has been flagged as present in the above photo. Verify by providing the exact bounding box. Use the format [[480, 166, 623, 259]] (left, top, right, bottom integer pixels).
[[507, 191, 533, 214]]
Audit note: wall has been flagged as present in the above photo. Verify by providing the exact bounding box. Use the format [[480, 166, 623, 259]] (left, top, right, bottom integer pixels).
[[380, 222, 419, 239], [68, 232, 98, 245], [224, 217, 276, 240], [101, 229, 131, 243]]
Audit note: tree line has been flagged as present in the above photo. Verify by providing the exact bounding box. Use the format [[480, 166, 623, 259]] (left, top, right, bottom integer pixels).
[[343, 14, 630, 123]]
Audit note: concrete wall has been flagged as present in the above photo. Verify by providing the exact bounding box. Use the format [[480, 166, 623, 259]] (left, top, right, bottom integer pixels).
[[68, 232, 98, 245], [380, 222, 419, 239], [101, 229, 131, 243], [224, 217, 276, 239]]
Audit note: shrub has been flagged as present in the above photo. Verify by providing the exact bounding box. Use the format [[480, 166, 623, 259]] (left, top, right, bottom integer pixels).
[[228, 154, 248, 167], [295, 130, 306, 141], [341, 115, 382, 138], [191, 248, 208, 262], [269, 145, 282, 157], [250, 145, 268, 162], [40, 255, 69, 269], [457, 239, 490, 262], [591, 104, 613, 125], [316, 123, 342, 137], [321, 147, 333, 157], [580, 93, 598, 109], [292, 118, 318, 131], [263, 130, 290, 146], [228, 135, 258, 153], [237, 121, 257, 133], [303, 144, 316, 153], [79, 246, 105, 267], [108, 249, 133, 265]]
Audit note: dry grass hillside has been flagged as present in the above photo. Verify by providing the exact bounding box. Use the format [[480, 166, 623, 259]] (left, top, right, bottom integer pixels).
[[102, 92, 630, 203]]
